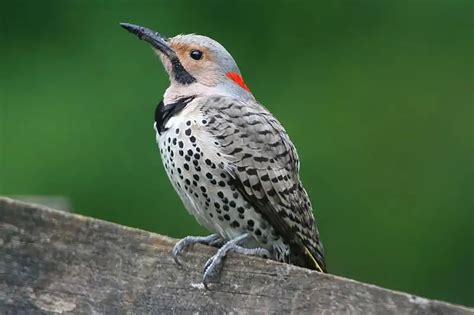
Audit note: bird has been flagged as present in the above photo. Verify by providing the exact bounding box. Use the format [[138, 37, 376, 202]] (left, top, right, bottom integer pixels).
[[120, 22, 327, 286]]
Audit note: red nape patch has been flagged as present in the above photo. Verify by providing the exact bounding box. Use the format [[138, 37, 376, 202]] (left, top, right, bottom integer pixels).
[[226, 72, 251, 93]]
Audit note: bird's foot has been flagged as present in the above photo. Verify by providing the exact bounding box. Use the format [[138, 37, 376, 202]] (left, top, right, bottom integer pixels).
[[172, 234, 224, 265], [202, 233, 272, 288]]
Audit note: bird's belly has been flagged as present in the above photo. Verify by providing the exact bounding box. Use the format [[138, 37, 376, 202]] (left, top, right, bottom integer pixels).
[[157, 131, 214, 233], [157, 130, 242, 239], [155, 118, 280, 249]]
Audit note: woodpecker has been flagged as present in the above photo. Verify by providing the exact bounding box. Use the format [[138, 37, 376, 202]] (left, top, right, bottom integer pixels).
[[121, 23, 327, 286]]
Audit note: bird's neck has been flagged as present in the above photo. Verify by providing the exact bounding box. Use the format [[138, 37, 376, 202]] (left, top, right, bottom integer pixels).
[[163, 81, 255, 105]]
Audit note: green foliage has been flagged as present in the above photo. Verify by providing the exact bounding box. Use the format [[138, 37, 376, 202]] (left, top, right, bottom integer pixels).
[[1, 0, 472, 306]]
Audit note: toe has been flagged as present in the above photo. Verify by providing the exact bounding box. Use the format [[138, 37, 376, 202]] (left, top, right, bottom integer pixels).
[[202, 261, 217, 287], [172, 241, 186, 265], [202, 253, 225, 287], [203, 255, 215, 273], [172, 252, 182, 265]]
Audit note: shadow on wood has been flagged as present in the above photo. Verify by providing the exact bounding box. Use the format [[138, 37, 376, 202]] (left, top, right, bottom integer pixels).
[[0, 197, 472, 314]]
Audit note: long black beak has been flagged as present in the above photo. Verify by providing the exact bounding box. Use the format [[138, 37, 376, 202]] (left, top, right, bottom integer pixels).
[[120, 23, 175, 58], [120, 22, 196, 85]]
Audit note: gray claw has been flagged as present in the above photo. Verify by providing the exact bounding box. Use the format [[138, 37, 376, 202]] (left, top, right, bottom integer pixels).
[[174, 233, 271, 287], [200, 233, 250, 286], [171, 239, 187, 265], [203, 255, 215, 272], [172, 234, 222, 265], [202, 254, 223, 288], [201, 243, 272, 287]]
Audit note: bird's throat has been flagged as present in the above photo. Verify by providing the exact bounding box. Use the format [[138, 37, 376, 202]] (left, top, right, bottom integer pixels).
[[155, 96, 195, 135]]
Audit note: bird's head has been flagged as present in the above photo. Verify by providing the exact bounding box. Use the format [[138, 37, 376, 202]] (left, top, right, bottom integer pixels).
[[120, 23, 254, 102]]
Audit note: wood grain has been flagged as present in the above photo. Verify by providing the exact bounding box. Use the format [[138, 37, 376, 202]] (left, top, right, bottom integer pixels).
[[0, 197, 472, 314]]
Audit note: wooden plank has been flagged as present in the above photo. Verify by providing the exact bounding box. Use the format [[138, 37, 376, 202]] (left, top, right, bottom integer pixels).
[[0, 197, 472, 314]]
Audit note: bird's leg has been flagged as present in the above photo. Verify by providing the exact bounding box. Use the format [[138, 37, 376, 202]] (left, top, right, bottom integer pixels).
[[202, 233, 272, 287], [172, 234, 224, 265]]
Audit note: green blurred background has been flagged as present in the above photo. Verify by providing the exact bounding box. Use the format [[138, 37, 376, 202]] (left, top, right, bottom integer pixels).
[[1, 0, 473, 306]]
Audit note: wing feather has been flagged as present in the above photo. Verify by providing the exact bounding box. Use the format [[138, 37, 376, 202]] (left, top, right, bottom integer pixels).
[[198, 96, 326, 271]]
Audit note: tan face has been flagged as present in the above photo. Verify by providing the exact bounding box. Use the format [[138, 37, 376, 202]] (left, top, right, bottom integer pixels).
[[147, 32, 252, 98], [162, 40, 224, 86]]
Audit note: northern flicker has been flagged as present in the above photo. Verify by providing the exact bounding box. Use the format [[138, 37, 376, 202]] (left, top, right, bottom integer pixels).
[[121, 23, 327, 286]]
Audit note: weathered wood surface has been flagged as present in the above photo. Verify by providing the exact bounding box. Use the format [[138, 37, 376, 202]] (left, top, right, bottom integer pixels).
[[0, 197, 472, 315]]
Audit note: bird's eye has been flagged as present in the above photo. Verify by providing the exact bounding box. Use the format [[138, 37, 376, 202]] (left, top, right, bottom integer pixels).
[[190, 49, 203, 60]]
